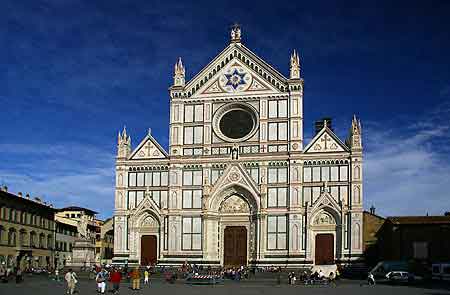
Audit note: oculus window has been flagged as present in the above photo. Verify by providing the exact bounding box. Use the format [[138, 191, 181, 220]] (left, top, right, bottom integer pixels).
[[213, 103, 259, 142]]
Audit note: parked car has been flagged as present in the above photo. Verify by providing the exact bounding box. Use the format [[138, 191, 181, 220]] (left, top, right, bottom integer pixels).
[[432, 263, 450, 281], [385, 271, 421, 283], [31, 267, 48, 274]]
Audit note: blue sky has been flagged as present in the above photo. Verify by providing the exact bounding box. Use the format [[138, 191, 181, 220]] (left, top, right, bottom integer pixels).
[[1, 0, 449, 219]]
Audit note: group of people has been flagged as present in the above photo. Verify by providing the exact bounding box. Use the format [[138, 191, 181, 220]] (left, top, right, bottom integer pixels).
[[0, 266, 23, 283], [290, 269, 339, 285], [62, 266, 152, 295], [222, 266, 249, 280]]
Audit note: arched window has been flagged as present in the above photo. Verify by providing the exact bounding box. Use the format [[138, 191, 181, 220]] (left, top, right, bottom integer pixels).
[[354, 166, 360, 180], [116, 226, 122, 250], [47, 235, 53, 249], [8, 228, 16, 246], [354, 186, 361, 204], [19, 229, 27, 246], [294, 167, 299, 181], [352, 223, 361, 249], [39, 233, 45, 248], [292, 224, 299, 251], [30, 231, 36, 247]]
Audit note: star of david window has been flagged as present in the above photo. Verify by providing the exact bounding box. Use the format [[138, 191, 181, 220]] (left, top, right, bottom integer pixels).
[[219, 66, 252, 93], [225, 69, 247, 90]]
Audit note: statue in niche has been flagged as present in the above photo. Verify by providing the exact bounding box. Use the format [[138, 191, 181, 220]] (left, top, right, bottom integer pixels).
[[231, 146, 239, 160]]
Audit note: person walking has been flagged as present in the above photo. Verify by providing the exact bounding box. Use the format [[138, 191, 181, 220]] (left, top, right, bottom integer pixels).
[[110, 268, 122, 294], [0, 266, 6, 283], [130, 267, 141, 290], [144, 269, 149, 285], [64, 269, 78, 295], [54, 268, 59, 282], [96, 269, 107, 294], [15, 267, 23, 283], [368, 272, 376, 285], [328, 272, 337, 287]]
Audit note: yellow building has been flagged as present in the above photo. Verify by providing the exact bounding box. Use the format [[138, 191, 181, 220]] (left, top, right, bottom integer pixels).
[[0, 187, 56, 269]]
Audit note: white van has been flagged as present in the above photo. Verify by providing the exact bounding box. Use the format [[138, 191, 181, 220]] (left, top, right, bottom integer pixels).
[[432, 263, 450, 281]]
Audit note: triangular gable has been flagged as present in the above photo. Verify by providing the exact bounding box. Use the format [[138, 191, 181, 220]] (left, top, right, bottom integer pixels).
[[310, 189, 341, 214], [185, 43, 288, 98], [133, 194, 162, 217], [196, 60, 280, 97], [209, 163, 260, 199], [304, 127, 349, 154], [130, 132, 168, 160]]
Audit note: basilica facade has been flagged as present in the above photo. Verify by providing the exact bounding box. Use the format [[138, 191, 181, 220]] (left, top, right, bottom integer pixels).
[[113, 27, 364, 267]]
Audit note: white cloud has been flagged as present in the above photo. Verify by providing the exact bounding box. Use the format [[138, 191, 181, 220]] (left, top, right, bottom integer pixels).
[[363, 103, 450, 217], [0, 143, 115, 219]]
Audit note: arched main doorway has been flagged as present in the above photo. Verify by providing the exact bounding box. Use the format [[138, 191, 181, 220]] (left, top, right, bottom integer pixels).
[[140, 235, 157, 266], [223, 226, 247, 266]]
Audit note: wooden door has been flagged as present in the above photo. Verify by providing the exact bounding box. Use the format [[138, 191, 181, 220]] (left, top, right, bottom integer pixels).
[[141, 235, 157, 266], [223, 226, 247, 266], [315, 234, 334, 265]]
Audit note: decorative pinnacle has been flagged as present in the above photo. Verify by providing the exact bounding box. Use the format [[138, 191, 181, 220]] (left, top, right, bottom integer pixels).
[[290, 49, 301, 79], [173, 57, 185, 87], [352, 115, 361, 135], [174, 57, 185, 76]]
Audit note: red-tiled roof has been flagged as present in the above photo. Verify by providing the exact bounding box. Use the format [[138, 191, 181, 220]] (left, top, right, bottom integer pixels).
[[387, 216, 450, 225]]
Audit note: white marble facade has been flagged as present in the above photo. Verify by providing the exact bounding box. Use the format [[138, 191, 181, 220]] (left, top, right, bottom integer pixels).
[[113, 27, 364, 267]]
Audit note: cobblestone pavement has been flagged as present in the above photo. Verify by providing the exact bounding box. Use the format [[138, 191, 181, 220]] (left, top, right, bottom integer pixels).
[[0, 275, 449, 295]]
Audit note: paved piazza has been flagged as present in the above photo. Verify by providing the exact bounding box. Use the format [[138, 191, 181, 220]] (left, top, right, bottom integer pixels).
[[0, 276, 449, 295]]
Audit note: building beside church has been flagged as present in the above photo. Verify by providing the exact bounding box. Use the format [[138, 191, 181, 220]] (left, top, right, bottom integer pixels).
[[113, 26, 364, 267], [0, 187, 56, 269]]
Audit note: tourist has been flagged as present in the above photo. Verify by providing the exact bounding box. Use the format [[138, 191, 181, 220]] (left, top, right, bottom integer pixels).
[[130, 267, 141, 290], [0, 266, 6, 283], [15, 267, 23, 283], [144, 269, 149, 285], [96, 269, 107, 294], [288, 271, 297, 285], [368, 272, 376, 285], [328, 272, 336, 287], [318, 269, 325, 279], [55, 268, 60, 282], [64, 269, 78, 295], [110, 268, 122, 294]]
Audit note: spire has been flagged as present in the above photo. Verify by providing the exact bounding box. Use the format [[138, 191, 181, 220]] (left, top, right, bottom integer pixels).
[[349, 115, 362, 150], [230, 23, 241, 43], [117, 126, 132, 159], [352, 115, 361, 136], [290, 49, 301, 79], [122, 126, 127, 138], [173, 57, 185, 87]]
